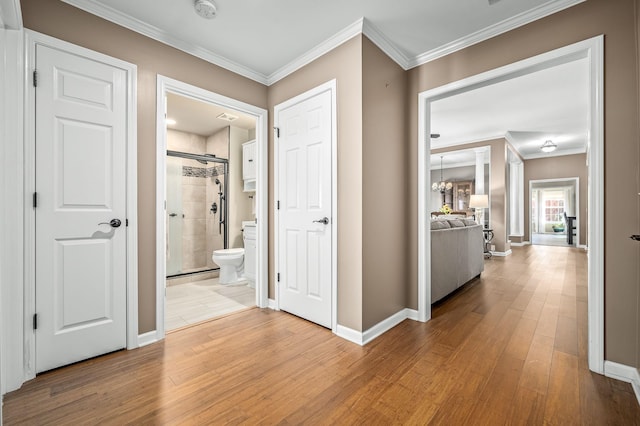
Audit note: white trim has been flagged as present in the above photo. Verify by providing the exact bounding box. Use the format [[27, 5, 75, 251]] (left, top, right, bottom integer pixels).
[[522, 148, 586, 160], [155, 76, 269, 340], [408, 0, 586, 68], [509, 242, 530, 247], [267, 299, 278, 310], [418, 36, 604, 374], [267, 21, 363, 85], [23, 29, 138, 379], [604, 361, 640, 406], [0, 27, 24, 395], [273, 79, 338, 333], [490, 250, 512, 257], [361, 19, 410, 70], [137, 331, 160, 348], [336, 308, 420, 346], [59, 1, 585, 86], [0, 0, 22, 29], [60, 0, 267, 85]]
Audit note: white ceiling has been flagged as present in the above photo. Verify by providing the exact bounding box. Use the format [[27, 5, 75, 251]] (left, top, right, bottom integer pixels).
[[430, 56, 589, 163], [60, 0, 584, 84], [166, 92, 256, 137]]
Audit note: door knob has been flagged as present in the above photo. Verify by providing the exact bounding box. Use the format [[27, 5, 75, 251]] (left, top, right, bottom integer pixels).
[[99, 219, 122, 228], [313, 217, 329, 225], [630, 235, 640, 241], [169, 213, 178, 217]]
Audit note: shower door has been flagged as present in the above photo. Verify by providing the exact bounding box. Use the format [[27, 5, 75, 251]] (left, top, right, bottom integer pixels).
[[166, 156, 183, 275]]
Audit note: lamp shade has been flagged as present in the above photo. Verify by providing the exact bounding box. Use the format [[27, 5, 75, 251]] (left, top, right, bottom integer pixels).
[[469, 194, 489, 209]]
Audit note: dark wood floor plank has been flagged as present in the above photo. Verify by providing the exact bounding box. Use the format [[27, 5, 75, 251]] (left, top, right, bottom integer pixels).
[[4, 246, 639, 425]]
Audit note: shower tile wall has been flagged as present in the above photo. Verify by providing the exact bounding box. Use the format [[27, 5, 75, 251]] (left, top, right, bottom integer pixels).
[[206, 127, 229, 268], [167, 129, 222, 273]]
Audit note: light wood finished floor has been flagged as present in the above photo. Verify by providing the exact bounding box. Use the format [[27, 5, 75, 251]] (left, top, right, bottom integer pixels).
[[4, 245, 640, 424]]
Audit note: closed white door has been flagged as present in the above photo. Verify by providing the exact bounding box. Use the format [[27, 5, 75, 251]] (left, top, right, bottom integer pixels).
[[276, 88, 332, 328], [35, 44, 128, 373]]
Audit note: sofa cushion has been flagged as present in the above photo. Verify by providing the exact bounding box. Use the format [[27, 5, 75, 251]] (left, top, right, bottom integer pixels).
[[462, 219, 478, 226], [447, 219, 466, 228], [431, 220, 451, 230]]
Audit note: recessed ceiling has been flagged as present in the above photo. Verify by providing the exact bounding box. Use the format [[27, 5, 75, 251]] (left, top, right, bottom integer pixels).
[[166, 92, 256, 137], [60, 0, 584, 84], [431, 56, 589, 160]]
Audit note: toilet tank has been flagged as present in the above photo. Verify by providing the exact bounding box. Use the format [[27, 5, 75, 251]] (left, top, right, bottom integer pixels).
[[242, 221, 256, 282]]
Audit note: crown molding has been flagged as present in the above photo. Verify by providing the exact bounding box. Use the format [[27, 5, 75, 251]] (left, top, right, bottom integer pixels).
[[60, 0, 269, 85], [362, 18, 410, 70], [522, 147, 586, 160], [407, 0, 586, 69], [0, 0, 22, 29], [266, 18, 364, 85]]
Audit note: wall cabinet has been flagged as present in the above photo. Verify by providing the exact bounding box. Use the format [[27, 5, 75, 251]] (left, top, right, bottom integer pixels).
[[242, 140, 256, 192]]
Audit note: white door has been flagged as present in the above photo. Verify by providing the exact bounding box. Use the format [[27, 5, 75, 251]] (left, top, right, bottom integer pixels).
[[35, 44, 128, 373], [276, 88, 333, 328]]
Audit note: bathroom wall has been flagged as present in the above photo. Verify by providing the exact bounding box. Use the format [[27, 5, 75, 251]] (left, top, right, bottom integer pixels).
[[206, 127, 230, 268], [229, 126, 254, 249]]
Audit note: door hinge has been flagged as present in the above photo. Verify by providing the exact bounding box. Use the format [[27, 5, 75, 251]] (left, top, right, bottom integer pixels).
[[277, 273, 280, 282], [274, 126, 280, 138], [33, 192, 38, 208], [33, 313, 38, 330], [33, 70, 38, 87], [277, 200, 280, 210], [126, 218, 129, 227]]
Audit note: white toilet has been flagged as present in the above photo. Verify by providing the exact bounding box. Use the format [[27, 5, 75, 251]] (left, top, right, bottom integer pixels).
[[212, 248, 244, 284]]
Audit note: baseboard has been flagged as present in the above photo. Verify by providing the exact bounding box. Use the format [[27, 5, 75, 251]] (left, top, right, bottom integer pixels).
[[491, 249, 512, 257], [267, 298, 278, 310], [137, 331, 160, 348], [510, 242, 530, 247], [336, 308, 417, 346], [604, 360, 640, 406]]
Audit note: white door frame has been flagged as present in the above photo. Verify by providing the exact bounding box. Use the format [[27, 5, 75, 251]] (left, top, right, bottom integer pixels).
[[155, 76, 269, 341], [529, 177, 580, 247], [23, 30, 138, 382], [418, 36, 604, 373], [273, 79, 338, 333]]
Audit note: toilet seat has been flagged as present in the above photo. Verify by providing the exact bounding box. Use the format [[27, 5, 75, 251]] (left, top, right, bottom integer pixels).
[[213, 248, 244, 257]]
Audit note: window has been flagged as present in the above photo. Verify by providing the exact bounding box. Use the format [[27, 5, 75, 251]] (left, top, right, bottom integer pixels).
[[544, 191, 565, 223]]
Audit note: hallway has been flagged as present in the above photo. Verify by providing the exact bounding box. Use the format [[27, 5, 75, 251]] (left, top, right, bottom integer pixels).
[[3, 246, 638, 424]]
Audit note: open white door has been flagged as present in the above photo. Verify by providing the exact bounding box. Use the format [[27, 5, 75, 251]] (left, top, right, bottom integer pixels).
[[276, 86, 333, 328], [34, 43, 128, 373]]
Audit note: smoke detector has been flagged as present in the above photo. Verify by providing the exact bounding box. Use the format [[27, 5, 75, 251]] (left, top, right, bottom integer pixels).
[[194, 0, 217, 19]]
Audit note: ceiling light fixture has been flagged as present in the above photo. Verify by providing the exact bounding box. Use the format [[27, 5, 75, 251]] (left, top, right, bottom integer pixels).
[[216, 112, 238, 122], [194, 0, 217, 19], [431, 156, 453, 194], [540, 140, 557, 153]]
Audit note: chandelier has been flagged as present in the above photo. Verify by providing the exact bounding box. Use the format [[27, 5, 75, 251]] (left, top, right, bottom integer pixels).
[[432, 156, 453, 193]]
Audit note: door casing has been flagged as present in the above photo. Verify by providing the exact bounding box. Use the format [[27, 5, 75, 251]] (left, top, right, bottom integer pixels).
[[154, 76, 269, 343], [274, 79, 338, 333], [23, 29, 138, 381]]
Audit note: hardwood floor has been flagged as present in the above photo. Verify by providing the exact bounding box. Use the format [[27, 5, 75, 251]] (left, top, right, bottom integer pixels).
[[4, 245, 639, 424]]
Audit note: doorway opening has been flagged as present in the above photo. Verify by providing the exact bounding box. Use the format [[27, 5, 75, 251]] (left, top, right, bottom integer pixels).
[[156, 76, 268, 338], [530, 178, 579, 247], [418, 36, 604, 373]]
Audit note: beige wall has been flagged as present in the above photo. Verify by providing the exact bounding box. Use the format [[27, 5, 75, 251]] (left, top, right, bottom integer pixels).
[[21, 0, 268, 333], [362, 37, 409, 329], [408, 0, 640, 366], [523, 154, 588, 246], [268, 36, 364, 331]]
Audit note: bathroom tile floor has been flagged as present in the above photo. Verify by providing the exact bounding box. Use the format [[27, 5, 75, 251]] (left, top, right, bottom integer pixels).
[[165, 277, 255, 331]]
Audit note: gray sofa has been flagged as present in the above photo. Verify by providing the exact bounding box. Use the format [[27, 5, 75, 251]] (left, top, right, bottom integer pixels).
[[431, 218, 484, 303]]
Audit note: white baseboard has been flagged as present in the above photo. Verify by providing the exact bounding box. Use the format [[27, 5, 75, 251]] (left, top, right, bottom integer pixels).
[[491, 249, 512, 257], [510, 242, 530, 247], [137, 331, 160, 348], [335, 308, 418, 346], [604, 361, 640, 406], [267, 298, 278, 310]]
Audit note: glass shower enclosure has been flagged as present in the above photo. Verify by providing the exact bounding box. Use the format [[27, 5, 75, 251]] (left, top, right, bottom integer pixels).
[[166, 150, 228, 277]]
